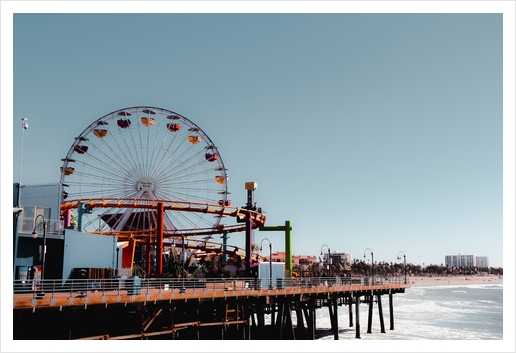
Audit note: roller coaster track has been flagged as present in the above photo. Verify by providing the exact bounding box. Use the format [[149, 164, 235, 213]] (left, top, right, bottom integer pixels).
[[60, 198, 267, 261], [61, 198, 266, 227]]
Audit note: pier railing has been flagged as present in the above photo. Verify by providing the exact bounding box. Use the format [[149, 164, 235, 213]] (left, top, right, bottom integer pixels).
[[13, 275, 409, 308]]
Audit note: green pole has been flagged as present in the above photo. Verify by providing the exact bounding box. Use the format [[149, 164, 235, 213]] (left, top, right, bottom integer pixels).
[[259, 220, 292, 277], [285, 220, 292, 277]]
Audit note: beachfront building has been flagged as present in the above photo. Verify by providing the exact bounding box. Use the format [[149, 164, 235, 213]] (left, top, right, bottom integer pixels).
[[475, 256, 490, 268], [322, 250, 352, 268], [445, 254, 478, 268], [270, 251, 286, 263], [266, 252, 317, 277], [294, 254, 317, 277]]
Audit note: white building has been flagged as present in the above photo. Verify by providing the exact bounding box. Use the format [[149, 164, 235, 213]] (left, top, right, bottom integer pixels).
[[475, 256, 490, 268], [323, 250, 352, 268], [445, 254, 488, 268]]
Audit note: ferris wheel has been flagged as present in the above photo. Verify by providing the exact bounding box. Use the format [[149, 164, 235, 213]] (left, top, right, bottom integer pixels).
[[59, 106, 230, 234]]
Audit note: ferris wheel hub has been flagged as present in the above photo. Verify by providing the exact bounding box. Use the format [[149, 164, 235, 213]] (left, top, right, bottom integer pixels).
[[137, 178, 154, 193]]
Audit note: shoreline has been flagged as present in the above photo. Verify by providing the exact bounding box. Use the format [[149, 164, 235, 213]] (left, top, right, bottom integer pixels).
[[407, 275, 503, 287]]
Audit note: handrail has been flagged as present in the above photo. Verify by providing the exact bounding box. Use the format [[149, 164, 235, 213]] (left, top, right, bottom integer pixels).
[[13, 276, 410, 309]]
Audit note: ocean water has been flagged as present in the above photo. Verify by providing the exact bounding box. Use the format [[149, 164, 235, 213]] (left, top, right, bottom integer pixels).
[[315, 284, 503, 341]]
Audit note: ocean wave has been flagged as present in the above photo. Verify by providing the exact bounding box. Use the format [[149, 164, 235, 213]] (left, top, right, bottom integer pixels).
[[313, 284, 503, 340]]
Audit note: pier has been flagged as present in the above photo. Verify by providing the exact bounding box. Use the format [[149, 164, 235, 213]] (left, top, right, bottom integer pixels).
[[13, 276, 408, 340]]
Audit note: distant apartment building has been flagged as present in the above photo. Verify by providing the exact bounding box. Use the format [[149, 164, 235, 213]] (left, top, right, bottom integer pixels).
[[475, 256, 490, 268], [445, 254, 489, 268], [323, 250, 352, 268]]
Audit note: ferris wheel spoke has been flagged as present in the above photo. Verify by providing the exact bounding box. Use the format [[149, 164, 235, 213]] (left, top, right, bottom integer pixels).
[[71, 165, 134, 186], [67, 150, 138, 186], [150, 113, 201, 177], [153, 152, 208, 185], [151, 142, 201, 182], [66, 178, 134, 198], [105, 118, 149, 179], [153, 161, 220, 198], [81, 133, 144, 182], [170, 208, 215, 229], [156, 184, 218, 200], [66, 185, 133, 200], [160, 167, 218, 186], [134, 111, 150, 176], [150, 127, 182, 177], [146, 115, 165, 178]]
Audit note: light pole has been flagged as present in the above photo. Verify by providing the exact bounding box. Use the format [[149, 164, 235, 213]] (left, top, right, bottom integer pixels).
[[180, 234, 186, 293], [31, 214, 47, 294], [18, 118, 28, 205], [364, 248, 374, 280], [320, 244, 331, 277], [14, 118, 29, 278], [397, 251, 407, 284], [260, 238, 273, 290]]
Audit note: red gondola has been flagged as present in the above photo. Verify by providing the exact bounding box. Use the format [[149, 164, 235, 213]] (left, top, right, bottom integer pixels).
[[117, 119, 131, 129], [74, 145, 88, 154], [167, 123, 180, 132], [205, 153, 218, 162]]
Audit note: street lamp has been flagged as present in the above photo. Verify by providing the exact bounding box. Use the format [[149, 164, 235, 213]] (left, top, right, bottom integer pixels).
[[320, 244, 331, 277], [364, 248, 374, 279], [32, 214, 47, 295], [180, 234, 186, 293], [18, 118, 28, 206], [397, 251, 407, 284], [260, 238, 273, 290]]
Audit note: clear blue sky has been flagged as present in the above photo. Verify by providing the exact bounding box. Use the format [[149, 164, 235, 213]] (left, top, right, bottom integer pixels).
[[3, 3, 515, 270]]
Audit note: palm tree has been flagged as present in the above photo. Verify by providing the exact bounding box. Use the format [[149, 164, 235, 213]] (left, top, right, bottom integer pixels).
[[308, 261, 320, 277], [332, 262, 342, 277], [234, 255, 243, 277]]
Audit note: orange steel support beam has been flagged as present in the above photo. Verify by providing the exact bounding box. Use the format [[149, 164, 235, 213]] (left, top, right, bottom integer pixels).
[[146, 231, 151, 276], [122, 237, 136, 270], [156, 202, 164, 277]]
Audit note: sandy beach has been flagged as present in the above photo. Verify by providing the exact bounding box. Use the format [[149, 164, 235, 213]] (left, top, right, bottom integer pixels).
[[408, 275, 503, 287]]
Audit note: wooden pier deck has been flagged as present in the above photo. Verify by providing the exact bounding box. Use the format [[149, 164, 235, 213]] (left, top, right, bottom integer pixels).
[[13, 277, 409, 340]]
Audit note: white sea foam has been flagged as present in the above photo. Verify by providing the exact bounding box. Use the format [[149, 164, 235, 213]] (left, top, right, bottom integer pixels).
[[313, 284, 503, 340]]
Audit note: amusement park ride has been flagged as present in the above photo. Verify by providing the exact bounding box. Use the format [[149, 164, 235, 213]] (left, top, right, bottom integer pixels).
[[58, 106, 272, 278]]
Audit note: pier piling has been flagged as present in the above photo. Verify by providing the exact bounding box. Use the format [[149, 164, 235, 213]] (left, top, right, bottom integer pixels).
[[355, 294, 361, 339], [348, 294, 353, 327], [367, 294, 373, 333], [377, 294, 385, 333], [389, 291, 394, 330]]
